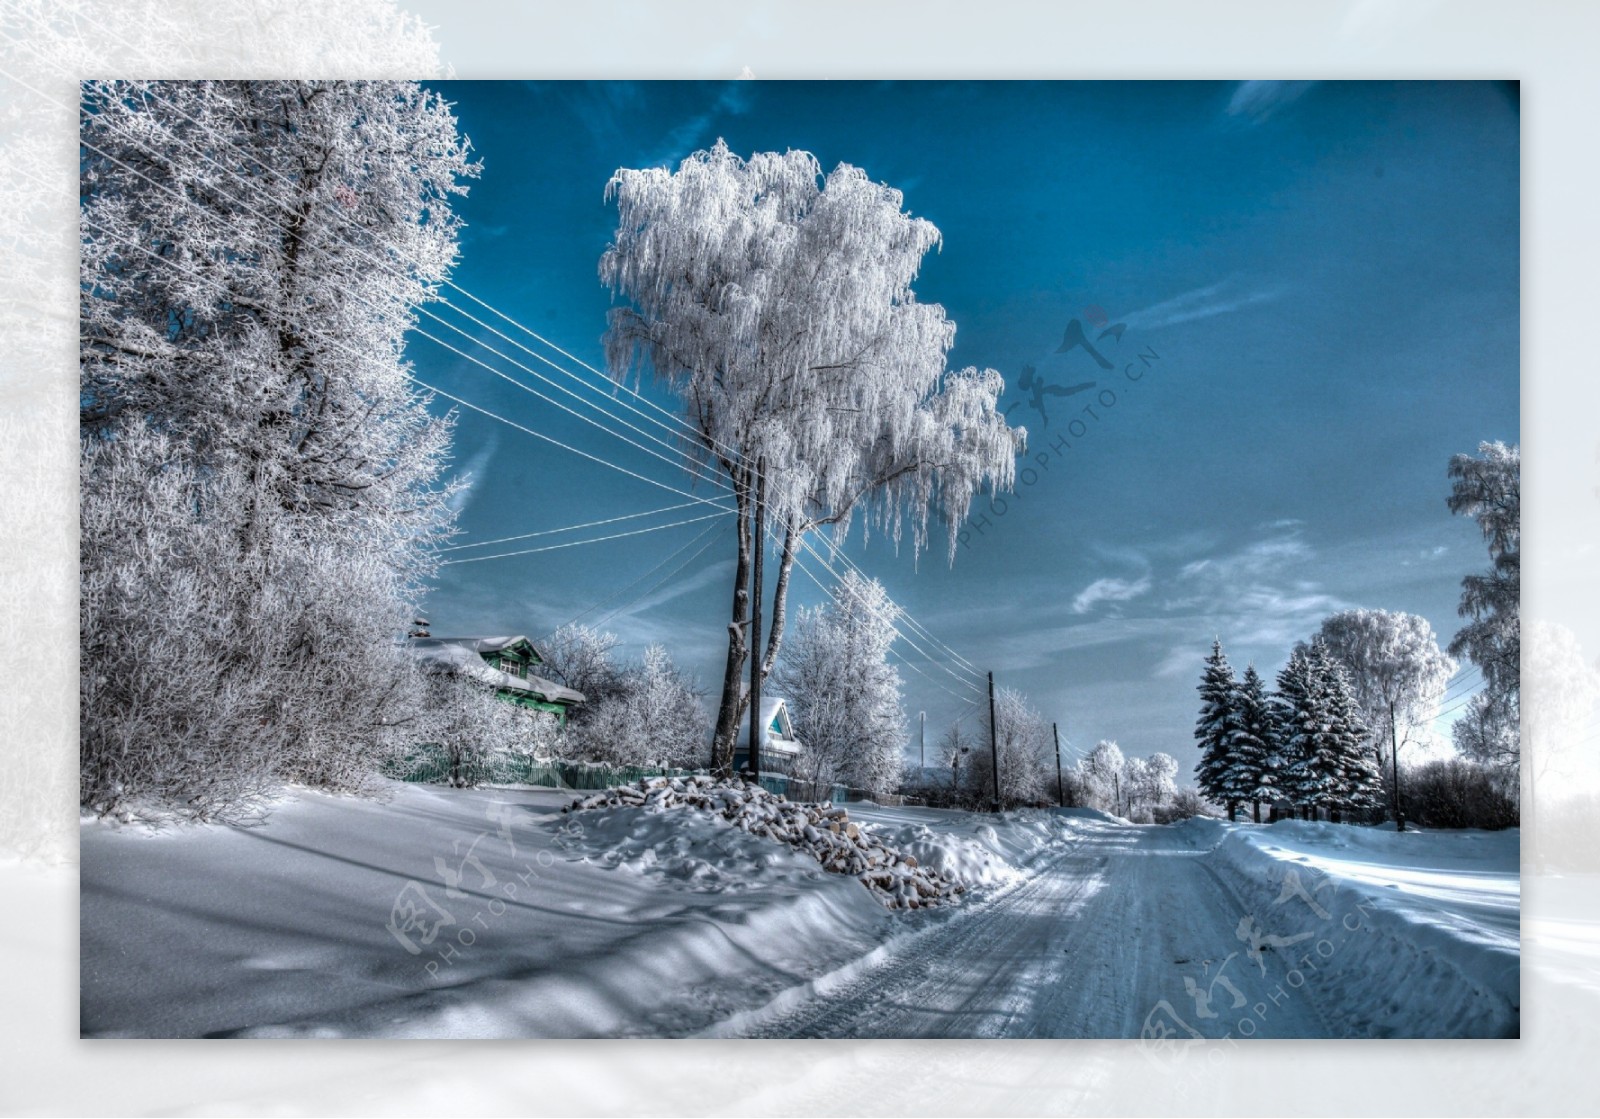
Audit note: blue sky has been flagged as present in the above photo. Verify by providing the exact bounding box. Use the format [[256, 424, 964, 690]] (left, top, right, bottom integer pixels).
[[413, 80, 1519, 768]]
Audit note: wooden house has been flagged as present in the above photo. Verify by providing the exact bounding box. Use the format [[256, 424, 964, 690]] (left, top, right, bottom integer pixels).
[[410, 635, 585, 724], [733, 696, 804, 776]]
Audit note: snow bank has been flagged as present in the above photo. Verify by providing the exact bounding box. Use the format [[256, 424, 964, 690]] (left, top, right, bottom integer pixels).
[[853, 806, 1079, 889], [1210, 820, 1519, 1037], [566, 776, 963, 908]]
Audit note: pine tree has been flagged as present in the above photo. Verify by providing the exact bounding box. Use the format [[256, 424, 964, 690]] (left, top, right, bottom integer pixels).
[[1231, 665, 1278, 823], [1195, 639, 1242, 820], [1273, 645, 1326, 819], [1310, 643, 1382, 820]]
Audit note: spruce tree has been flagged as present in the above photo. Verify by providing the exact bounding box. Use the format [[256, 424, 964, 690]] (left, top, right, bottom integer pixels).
[[1273, 645, 1325, 819], [1232, 664, 1278, 823], [1195, 639, 1241, 820], [1312, 644, 1382, 820]]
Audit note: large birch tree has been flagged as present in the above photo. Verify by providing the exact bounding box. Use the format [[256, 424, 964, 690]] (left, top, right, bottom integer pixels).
[[600, 141, 1023, 771]]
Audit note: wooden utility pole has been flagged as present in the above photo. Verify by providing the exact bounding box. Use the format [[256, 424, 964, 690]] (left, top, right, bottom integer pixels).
[[747, 457, 766, 782], [919, 710, 926, 771], [1053, 721, 1064, 808], [987, 671, 1001, 812]]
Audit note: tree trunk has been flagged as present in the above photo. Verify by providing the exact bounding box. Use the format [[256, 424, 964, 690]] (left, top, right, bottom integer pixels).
[[1252, 800, 1261, 824], [709, 466, 752, 774], [1227, 801, 1237, 823], [1390, 700, 1405, 832], [746, 458, 766, 782], [759, 518, 799, 683]]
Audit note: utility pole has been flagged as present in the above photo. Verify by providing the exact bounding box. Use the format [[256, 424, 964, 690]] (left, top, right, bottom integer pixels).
[[1053, 721, 1064, 808], [747, 456, 766, 783], [987, 671, 1001, 812], [919, 710, 926, 771]]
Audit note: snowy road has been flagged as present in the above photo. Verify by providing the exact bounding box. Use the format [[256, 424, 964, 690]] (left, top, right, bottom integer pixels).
[[733, 819, 1331, 1039]]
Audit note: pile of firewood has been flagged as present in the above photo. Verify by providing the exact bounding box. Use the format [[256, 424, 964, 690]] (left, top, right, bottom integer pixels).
[[566, 775, 963, 909]]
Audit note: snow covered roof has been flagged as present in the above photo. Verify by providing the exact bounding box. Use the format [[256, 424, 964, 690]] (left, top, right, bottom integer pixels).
[[735, 696, 801, 753], [411, 639, 584, 705], [413, 635, 544, 660]]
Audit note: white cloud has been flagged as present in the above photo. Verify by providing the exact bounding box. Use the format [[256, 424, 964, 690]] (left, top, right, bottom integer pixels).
[[1072, 575, 1152, 615], [1123, 278, 1283, 332], [1226, 81, 1316, 123]]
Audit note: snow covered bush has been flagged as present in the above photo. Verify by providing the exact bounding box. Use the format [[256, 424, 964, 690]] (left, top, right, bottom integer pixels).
[[79, 81, 476, 818], [1399, 758, 1519, 830], [407, 671, 563, 788]]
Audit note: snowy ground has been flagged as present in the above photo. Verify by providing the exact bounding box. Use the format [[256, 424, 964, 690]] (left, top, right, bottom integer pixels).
[[79, 782, 1518, 1039]]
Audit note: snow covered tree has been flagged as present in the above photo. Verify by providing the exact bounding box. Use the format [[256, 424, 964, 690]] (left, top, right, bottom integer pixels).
[[969, 686, 1052, 807], [1081, 740, 1127, 816], [1194, 639, 1243, 820], [1123, 751, 1178, 820], [1231, 665, 1279, 823], [600, 141, 1024, 772], [1275, 641, 1379, 821], [1312, 643, 1382, 819], [537, 623, 629, 714], [775, 570, 907, 797], [1446, 441, 1520, 774], [79, 81, 477, 818], [574, 644, 710, 769], [1312, 609, 1456, 829], [412, 669, 562, 788]]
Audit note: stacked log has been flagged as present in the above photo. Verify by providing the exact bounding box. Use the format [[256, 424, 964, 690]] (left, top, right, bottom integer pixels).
[[565, 775, 962, 909]]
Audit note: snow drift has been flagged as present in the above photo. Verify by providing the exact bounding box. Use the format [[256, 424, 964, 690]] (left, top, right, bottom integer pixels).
[[1209, 820, 1519, 1037]]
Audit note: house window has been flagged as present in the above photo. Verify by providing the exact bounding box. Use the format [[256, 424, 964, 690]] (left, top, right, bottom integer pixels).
[[499, 658, 524, 679]]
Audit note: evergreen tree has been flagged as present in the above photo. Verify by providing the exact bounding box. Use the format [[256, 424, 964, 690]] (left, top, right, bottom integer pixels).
[[1194, 639, 1242, 820], [1231, 665, 1279, 823], [1273, 645, 1326, 819], [1310, 642, 1382, 819]]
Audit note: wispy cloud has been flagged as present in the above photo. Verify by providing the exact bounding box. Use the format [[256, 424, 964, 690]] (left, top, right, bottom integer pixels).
[[646, 80, 757, 167], [1072, 575, 1152, 615], [1123, 277, 1282, 332], [446, 434, 500, 516], [1226, 80, 1316, 124]]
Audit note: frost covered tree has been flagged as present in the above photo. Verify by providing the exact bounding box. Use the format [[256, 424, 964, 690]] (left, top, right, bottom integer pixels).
[[1231, 665, 1279, 822], [537, 623, 629, 713], [969, 686, 1052, 807], [1125, 752, 1178, 820], [1275, 642, 1379, 821], [1194, 639, 1244, 820], [1081, 740, 1127, 816], [1446, 442, 1520, 772], [79, 80, 477, 818], [1312, 609, 1456, 829], [600, 141, 1024, 772], [574, 644, 710, 769], [775, 571, 907, 797], [412, 670, 562, 788]]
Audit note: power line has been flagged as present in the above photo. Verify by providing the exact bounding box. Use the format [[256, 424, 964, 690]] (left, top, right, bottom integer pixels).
[[594, 524, 726, 629], [56, 70, 987, 685], [439, 510, 730, 566], [559, 518, 725, 632], [442, 499, 711, 553]]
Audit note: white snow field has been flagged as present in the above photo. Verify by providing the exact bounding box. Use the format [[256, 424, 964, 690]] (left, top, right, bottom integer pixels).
[[78, 782, 1518, 1038]]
